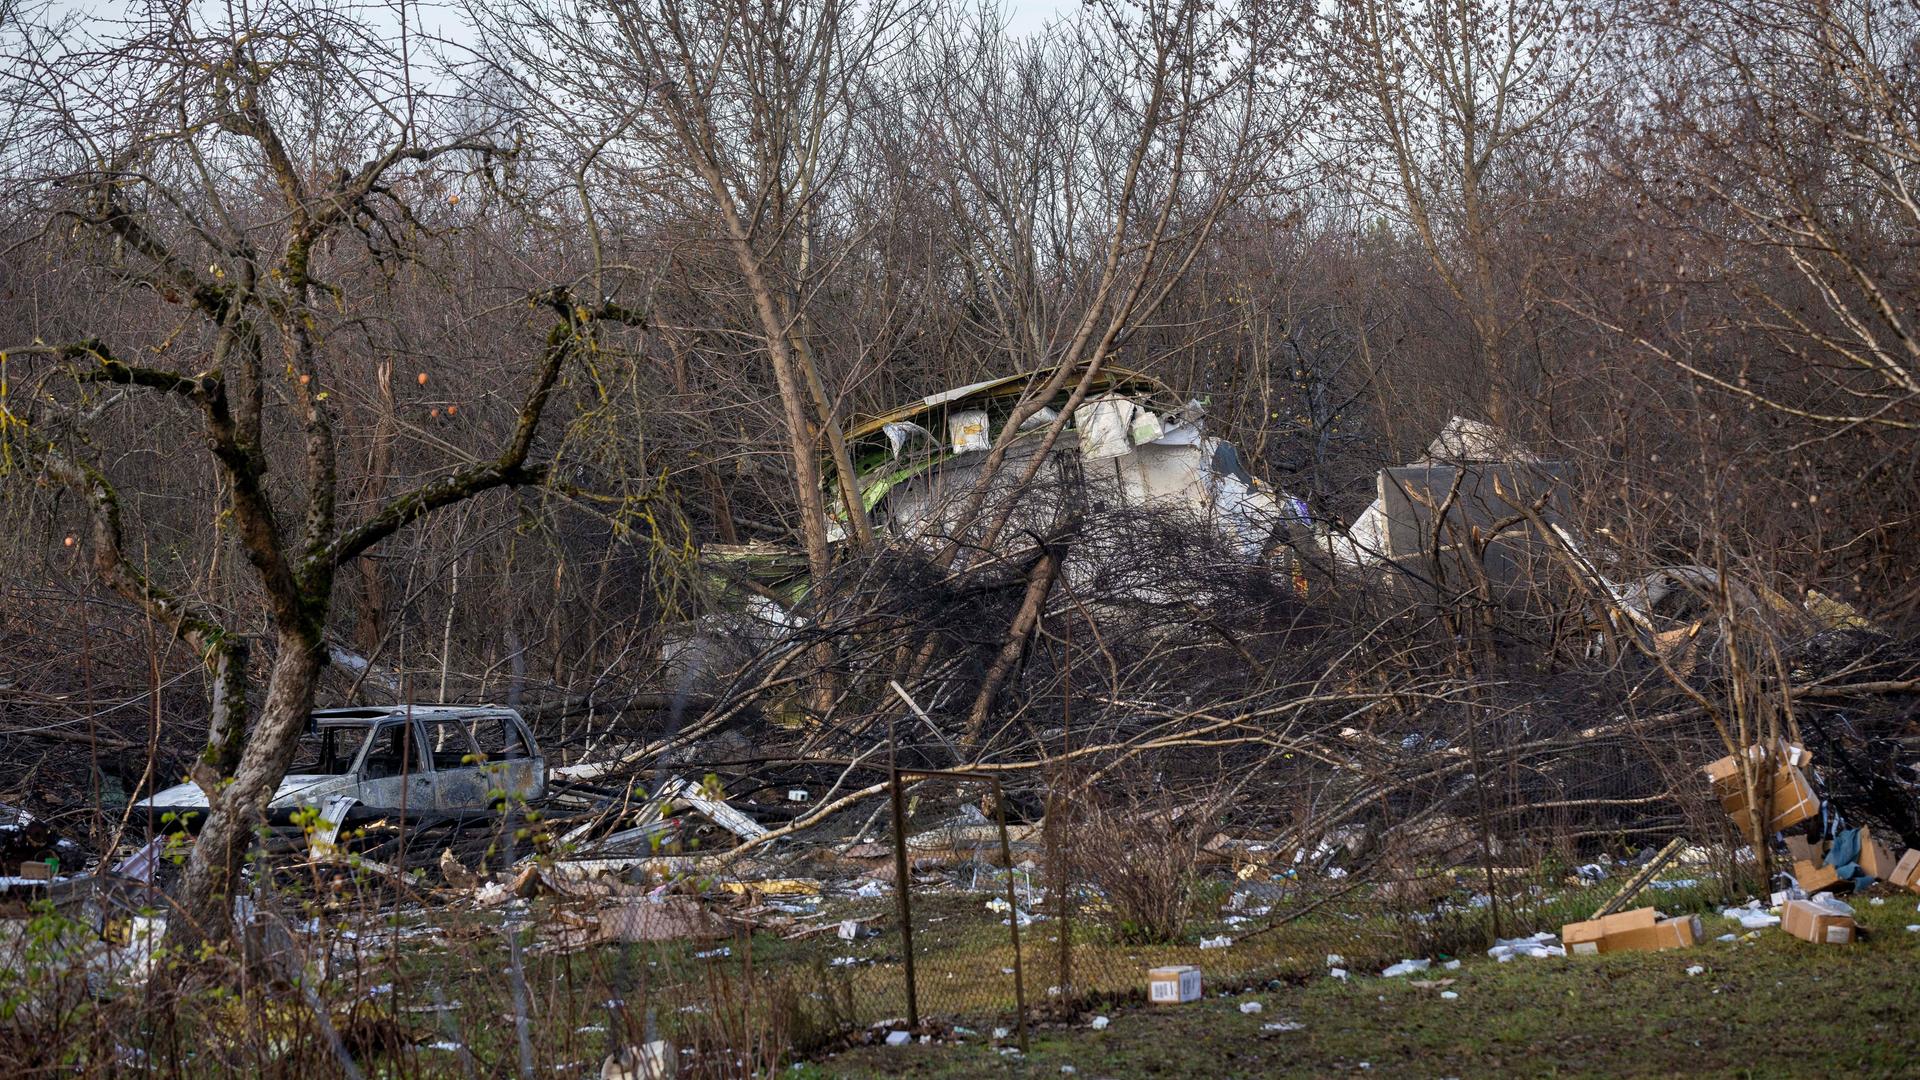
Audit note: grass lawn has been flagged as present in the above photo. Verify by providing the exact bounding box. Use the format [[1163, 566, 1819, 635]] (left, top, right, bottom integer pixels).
[[812, 890, 1920, 1078]]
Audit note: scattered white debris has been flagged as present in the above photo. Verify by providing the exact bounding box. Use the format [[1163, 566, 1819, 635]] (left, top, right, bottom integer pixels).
[[885, 1031, 911, 1046], [993, 1028, 1010, 1040], [1263, 1021, 1305, 1032], [1685, 965, 1705, 976], [1716, 934, 1737, 942], [837, 920, 860, 941], [985, 897, 1012, 913], [1487, 932, 1563, 961], [1439, 991, 1459, 1000], [1442, 959, 1461, 971], [1381, 959, 1431, 977], [1326, 953, 1346, 967], [693, 947, 731, 960], [1870, 897, 1886, 906], [1721, 903, 1779, 930], [1239, 1001, 1263, 1014], [1199, 935, 1233, 950], [1906, 925, 1919, 933], [1090, 1016, 1109, 1030], [1060, 1067, 1076, 1075], [1329, 968, 1349, 980]]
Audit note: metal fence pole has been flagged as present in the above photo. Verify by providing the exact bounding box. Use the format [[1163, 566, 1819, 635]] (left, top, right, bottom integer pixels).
[[993, 780, 1029, 1054], [889, 726, 919, 1028]]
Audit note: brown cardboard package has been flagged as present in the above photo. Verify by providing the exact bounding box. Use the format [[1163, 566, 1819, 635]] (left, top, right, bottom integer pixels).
[[1792, 858, 1841, 894], [1606, 914, 1705, 953], [1782, 897, 1856, 945], [1857, 827, 1900, 881], [1721, 763, 1819, 840], [1702, 740, 1812, 797], [1147, 965, 1202, 1004], [1561, 907, 1700, 955], [1562, 907, 1657, 955], [1889, 849, 1920, 894]]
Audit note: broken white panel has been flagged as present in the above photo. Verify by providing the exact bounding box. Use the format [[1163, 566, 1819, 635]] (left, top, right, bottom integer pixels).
[[1324, 498, 1388, 568], [1012, 406, 1059, 434], [1426, 416, 1534, 463], [1212, 470, 1278, 557], [883, 421, 935, 458], [111, 835, 166, 884], [1110, 443, 1213, 513], [655, 777, 769, 841], [308, 795, 359, 860], [1150, 421, 1203, 447], [948, 409, 990, 453]]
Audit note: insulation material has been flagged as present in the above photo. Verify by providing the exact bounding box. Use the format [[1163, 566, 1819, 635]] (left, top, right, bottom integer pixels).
[[1074, 397, 1142, 460], [948, 409, 990, 453]]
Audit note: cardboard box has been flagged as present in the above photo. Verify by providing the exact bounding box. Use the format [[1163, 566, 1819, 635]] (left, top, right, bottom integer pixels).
[[1607, 914, 1705, 954], [1782, 897, 1856, 945], [1716, 761, 1812, 813], [1703, 740, 1812, 797], [1562, 907, 1659, 956], [1148, 965, 1202, 1004], [17, 861, 52, 882], [1783, 834, 1826, 864], [1792, 858, 1841, 894], [1723, 764, 1819, 840], [1888, 849, 1920, 894], [1857, 827, 1900, 881]]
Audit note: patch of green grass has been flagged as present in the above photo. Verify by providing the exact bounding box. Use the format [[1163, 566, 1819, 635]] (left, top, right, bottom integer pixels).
[[819, 889, 1920, 1077]]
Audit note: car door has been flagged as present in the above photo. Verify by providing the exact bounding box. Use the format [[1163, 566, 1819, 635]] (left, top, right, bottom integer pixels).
[[352, 720, 435, 812], [461, 714, 545, 806], [419, 716, 490, 813]]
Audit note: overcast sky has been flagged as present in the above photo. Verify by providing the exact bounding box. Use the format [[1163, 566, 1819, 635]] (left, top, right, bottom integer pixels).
[[45, 0, 1077, 40]]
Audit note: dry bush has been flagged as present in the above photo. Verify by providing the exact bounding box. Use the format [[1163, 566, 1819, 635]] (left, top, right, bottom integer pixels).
[[1069, 782, 1237, 945]]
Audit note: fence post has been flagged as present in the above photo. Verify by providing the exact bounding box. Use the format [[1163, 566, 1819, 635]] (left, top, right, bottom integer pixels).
[[889, 728, 919, 1029], [1054, 620, 1073, 997], [993, 780, 1029, 1054]]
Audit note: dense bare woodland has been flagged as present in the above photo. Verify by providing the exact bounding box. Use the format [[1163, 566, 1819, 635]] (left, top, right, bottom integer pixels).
[[1, 0, 1919, 1074]]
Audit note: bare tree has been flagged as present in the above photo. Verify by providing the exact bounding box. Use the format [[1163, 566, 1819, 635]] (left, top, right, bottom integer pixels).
[[903, 0, 1314, 563], [469, 0, 923, 594], [1329, 0, 1612, 426], [0, 1, 634, 939]]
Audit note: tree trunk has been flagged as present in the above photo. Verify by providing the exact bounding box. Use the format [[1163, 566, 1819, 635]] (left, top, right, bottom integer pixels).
[[355, 354, 397, 661], [173, 624, 325, 946], [965, 543, 1062, 747], [200, 637, 251, 778]]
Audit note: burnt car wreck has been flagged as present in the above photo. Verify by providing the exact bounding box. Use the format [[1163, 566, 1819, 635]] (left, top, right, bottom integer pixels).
[[132, 705, 547, 833]]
